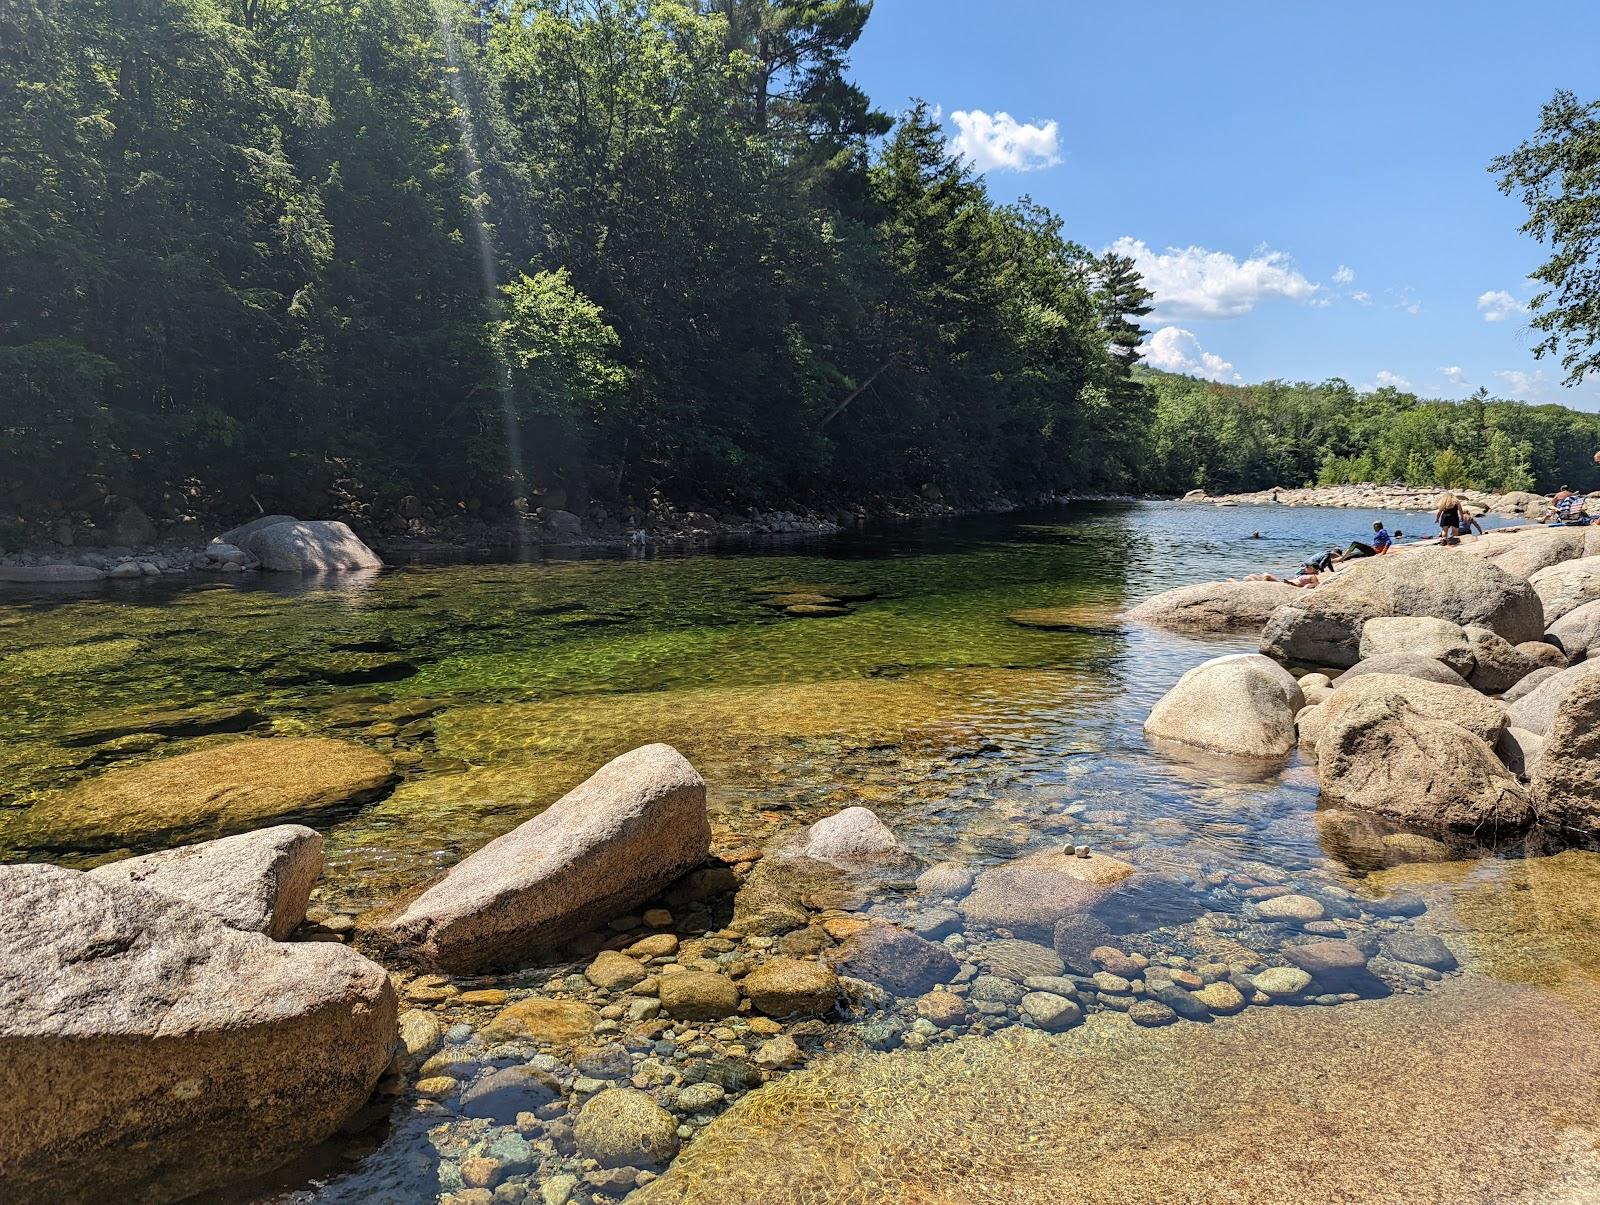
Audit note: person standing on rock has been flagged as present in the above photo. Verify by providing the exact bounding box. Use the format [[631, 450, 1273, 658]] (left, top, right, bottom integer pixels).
[[1434, 493, 1464, 545]]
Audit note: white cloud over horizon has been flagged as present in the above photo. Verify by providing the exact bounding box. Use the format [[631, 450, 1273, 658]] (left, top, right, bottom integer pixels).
[[1441, 365, 1467, 386], [947, 110, 1061, 173], [1140, 326, 1238, 381], [1333, 265, 1355, 285], [1478, 290, 1526, 322], [1108, 237, 1320, 319], [1374, 370, 1411, 390]]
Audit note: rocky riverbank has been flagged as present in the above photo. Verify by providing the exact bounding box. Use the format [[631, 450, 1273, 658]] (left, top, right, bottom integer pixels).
[[1182, 482, 1588, 518]]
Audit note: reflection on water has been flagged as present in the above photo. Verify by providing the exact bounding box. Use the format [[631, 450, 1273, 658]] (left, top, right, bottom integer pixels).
[[2, 502, 1593, 1203]]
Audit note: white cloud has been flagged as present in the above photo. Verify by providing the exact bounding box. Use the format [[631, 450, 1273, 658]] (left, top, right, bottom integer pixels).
[[1351, 290, 1372, 305], [947, 110, 1061, 173], [1107, 237, 1319, 319], [1478, 290, 1526, 322], [1333, 265, 1356, 285], [1496, 368, 1548, 398], [1139, 326, 1238, 382], [1374, 370, 1411, 390], [1441, 365, 1467, 386]]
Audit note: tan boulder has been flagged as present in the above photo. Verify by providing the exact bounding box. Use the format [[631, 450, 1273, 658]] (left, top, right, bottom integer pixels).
[[480, 997, 597, 1050], [741, 958, 839, 1018], [86, 824, 323, 940], [1144, 653, 1304, 759], [1529, 672, 1600, 837], [0, 865, 396, 1202], [23, 738, 396, 853], [1126, 579, 1304, 634], [371, 744, 709, 972], [1322, 673, 1507, 745], [1357, 616, 1475, 677], [1507, 661, 1600, 735], [1528, 558, 1600, 624]]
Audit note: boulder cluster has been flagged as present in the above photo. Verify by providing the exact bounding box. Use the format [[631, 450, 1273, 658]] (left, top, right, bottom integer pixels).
[[1133, 525, 1600, 847]]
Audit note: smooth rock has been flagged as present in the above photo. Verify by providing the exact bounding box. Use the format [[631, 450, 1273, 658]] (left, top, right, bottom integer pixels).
[[1256, 894, 1325, 923], [1194, 981, 1246, 1014], [1382, 934, 1458, 971], [86, 823, 322, 939], [778, 806, 915, 870], [1503, 665, 1562, 703], [1252, 966, 1313, 997], [1128, 1000, 1177, 1027], [658, 970, 741, 1020], [1462, 626, 1542, 693], [587, 950, 648, 991], [0, 865, 397, 1202], [1357, 616, 1475, 677], [1144, 653, 1305, 759], [480, 998, 597, 1051], [741, 958, 839, 1018], [574, 1089, 680, 1168], [372, 745, 709, 972], [1021, 992, 1083, 1031], [1507, 661, 1600, 735], [219, 514, 299, 545], [1529, 670, 1600, 835], [1528, 558, 1600, 624], [1321, 673, 1507, 745], [242, 520, 383, 573], [914, 991, 967, 1028], [915, 861, 976, 899], [960, 850, 1137, 938], [461, 1066, 562, 1123], [1337, 652, 1472, 689], [1126, 579, 1304, 634], [1546, 599, 1600, 661], [827, 923, 959, 996]]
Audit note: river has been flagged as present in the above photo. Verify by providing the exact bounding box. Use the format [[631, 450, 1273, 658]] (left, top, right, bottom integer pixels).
[[2, 502, 1595, 1202]]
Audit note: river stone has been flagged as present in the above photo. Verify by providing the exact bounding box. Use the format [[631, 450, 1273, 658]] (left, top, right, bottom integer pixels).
[[480, 998, 597, 1051], [586, 949, 648, 990], [1506, 661, 1600, 735], [914, 991, 968, 1028], [827, 923, 959, 996], [916, 861, 976, 899], [61, 701, 263, 746], [1337, 653, 1471, 689], [219, 514, 299, 545], [1194, 981, 1246, 1014], [741, 958, 839, 1018], [1462, 626, 1542, 693], [972, 938, 1065, 982], [372, 744, 709, 972], [1357, 617, 1475, 677], [960, 850, 1137, 938], [1545, 599, 1600, 661], [574, 1089, 680, 1169], [241, 520, 382, 572], [0, 864, 397, 1202], [1529, 671, 1600, 835], [1528, 558, 1600, 624], [1496, 726, 1545, 777], [1255, 894, 1325, 923], [1382, 934, 1458, 971], [1125, 579, 1304, 634], [778, 806, 915, 870], [1021, 992, 1082, 1031], [1128, 999, 1177, 1027], [1503, 665, 1561, 703], [25, 738, 397, 852], [1321, 674, 1507, 745], [460, 1066, 561, 1123], [1143, 653, 1305, 759], [1284, 940, 1369, 979], [397, 1009, 443, 1070], [659, 969, 740, 1020], [87, 823, 323, 939], [1251, 966, 1313, 997], [1145, 980, 1210, 1021], [1259, 550, 1544, 668], [1518, 640, 1570, 670], [1318, 693, 1532, 834]]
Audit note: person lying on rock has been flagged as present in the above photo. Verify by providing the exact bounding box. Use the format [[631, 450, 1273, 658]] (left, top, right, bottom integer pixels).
[[1241, 563, 1320, 588]]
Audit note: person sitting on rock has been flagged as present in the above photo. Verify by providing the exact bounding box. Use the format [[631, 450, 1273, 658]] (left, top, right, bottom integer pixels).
[[1370, 521, 1394, 553], [1551, 491, 1590, 525]]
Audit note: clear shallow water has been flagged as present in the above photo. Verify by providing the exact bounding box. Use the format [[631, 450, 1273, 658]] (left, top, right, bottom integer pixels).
[[2, 501, 1591, 1203]]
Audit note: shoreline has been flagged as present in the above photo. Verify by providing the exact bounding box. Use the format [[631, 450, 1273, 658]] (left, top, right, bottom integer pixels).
[[1181, 482, 1570, 516]]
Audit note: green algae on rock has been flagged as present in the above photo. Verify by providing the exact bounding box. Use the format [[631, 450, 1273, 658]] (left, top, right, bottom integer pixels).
[[1, 637, 144, 677], [21, 737, 397, 852]]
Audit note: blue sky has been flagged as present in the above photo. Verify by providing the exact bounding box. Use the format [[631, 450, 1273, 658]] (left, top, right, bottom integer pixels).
[[850, 0, 1600, 409]]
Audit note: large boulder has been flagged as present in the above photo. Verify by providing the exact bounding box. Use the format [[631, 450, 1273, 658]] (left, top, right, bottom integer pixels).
[[1357, 617, 1475, 677], [1322, 673, 1506, 745], [1546, 599, 1600, 661], [1260, 550, 1544, 669], [1317, 693, 1532, 835], [220, 514, 299, 546], [242, 520, 382, 573], [1143, 653, 1304, 759], [1529, 672, 1600, 836], [1507, 661, 1600, 735], [87, 824, 323, 939], [1528, 558, 1600, 625], [960, 850, 1136, 938], [371, 744, 710, 972], [1461, 626, 1543, 693], [1337, 652, 1471, 689], [23, 738, 397, 852], [1467, 525, 1588, 579], [776, 806, 916, 871], [0, 864, 397, 1202], [1125, 580, 1304, 634]]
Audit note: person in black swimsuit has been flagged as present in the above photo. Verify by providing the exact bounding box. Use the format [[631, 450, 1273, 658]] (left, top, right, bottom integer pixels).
[[1435, 492, 1463, 545]]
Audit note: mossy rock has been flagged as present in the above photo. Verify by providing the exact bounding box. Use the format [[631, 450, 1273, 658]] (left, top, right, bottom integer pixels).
[[785, 604, 851, 618], [1007, 605, 1122, 635], [61, 703, 263, 747], [750, 582, 876, 602], [267, 653, 418, 686], [21, 737, 398, 853], [1, 638, 144, 678], [761, 593, 844, 608]]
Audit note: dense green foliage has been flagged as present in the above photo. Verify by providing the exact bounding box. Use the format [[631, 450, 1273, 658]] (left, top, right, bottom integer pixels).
[[1140, 371, 1600, 495], [0, 0, 1146, 529], [3, 2, 1598, 538], [1493, 89, 1600, 387]]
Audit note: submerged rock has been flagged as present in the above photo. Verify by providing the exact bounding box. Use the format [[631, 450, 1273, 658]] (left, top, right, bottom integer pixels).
[[87, 823, 323, 939], [371, 744, 709, 972], [24, 737, 397, 852], [575, 1089, 680, 1169], [741, 957, 839, 1018], [1143, 653, 1304, 759], [1125, 579, 1303, 634], [961, 849, 1136, 938], [776, 806, 916, 871], [0, 864, 396, 1202], [827, 922, 958, 996]]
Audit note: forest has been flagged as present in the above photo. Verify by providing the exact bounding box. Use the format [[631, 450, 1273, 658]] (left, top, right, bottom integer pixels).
[[3, 0, 1598, 538]]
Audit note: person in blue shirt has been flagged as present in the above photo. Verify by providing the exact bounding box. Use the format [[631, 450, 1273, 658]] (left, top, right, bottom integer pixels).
[[1370, 521, 1393, 553]]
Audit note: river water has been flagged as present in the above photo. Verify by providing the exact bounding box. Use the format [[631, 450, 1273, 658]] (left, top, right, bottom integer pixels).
[[2, 502, 1595, 1202]]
